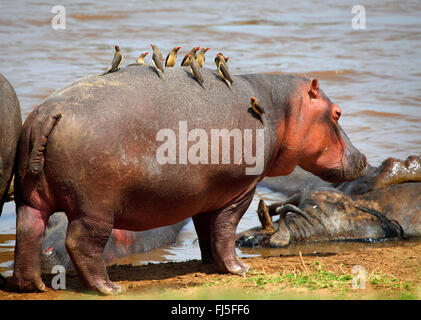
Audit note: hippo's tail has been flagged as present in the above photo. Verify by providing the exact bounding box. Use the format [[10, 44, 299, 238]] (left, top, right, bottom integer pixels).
[[28, 113, 62, 175]]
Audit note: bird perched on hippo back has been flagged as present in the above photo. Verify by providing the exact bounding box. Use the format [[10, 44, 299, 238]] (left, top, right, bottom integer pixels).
[[127, 52, 149, 66], [215, 53, 233, 88], [217, 52, 229, 66], [195, 47, 210, 68], [102, 45, 123, 75], [150, 44, 165, 80], [165, 46, 181, 67], [249, 97, 265, 125], [181, 46, 201, 66], [188, 55, 204, 87]]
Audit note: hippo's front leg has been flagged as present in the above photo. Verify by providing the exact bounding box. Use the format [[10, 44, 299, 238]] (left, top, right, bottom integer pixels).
[[65, 214, 121, 295], [194, 188, 255, 275]]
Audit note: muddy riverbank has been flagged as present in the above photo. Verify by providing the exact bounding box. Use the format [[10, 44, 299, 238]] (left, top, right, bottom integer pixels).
[[1, 239, 420, 299]]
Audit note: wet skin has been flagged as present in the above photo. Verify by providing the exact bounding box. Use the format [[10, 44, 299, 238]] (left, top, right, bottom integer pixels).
[[0, 73, 22, 214], [11, 66, 366, 295], [237, 155, 421, 248]]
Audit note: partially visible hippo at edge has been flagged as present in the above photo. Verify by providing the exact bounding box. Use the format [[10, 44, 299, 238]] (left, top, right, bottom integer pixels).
[[11, 67, 366, 295], [41, 212, 188, 273], [0, 73, 22, 214], [237, 155, 421, 248]]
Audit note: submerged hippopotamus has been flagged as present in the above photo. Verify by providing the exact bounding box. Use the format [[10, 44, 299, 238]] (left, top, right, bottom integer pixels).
[[11, 66, 366, 294], [0, 73, 22, 214], [40, 212, 188, 272], [237, 155, 421, 247]]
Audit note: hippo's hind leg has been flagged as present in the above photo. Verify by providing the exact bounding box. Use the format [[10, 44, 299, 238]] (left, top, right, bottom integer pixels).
[[65, 213, 121, 295], [11, 204, 50, 292], [194, 188, 255, 275]]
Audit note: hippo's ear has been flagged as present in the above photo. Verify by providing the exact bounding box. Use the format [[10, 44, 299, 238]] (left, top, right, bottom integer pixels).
[[309, 78, 319, 99]]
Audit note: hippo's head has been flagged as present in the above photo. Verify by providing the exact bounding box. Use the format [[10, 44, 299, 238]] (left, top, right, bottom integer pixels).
[[297, 79, 366, 182], [268, 77, 366, 183]]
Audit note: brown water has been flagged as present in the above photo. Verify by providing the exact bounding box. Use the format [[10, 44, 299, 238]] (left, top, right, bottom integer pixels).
[[1, 0, 420, 275]]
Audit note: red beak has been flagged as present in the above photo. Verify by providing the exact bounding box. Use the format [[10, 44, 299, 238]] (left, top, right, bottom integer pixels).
[[145, 52, 149, 55]]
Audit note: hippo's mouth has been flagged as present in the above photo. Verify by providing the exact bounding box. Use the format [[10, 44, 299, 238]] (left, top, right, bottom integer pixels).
[[340, 152, 367, 182], [313, 150, 367, 183]]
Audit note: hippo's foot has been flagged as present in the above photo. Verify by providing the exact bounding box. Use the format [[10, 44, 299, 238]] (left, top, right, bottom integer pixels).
[[93, 279, 124, 296], [217, 257, 250, 276], [193, 188, 255, 276], [9, 276, 46, 293]]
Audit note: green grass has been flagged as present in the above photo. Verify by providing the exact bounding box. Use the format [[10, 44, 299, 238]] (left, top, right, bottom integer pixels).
[[65, 261, 419, 300], [193, 261, 418, 300]]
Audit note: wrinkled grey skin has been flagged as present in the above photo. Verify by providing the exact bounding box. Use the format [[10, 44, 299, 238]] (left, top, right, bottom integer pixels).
[[0, 73, 22, 214], [238, 155, 421, 247], [40, 212, 188, 273]]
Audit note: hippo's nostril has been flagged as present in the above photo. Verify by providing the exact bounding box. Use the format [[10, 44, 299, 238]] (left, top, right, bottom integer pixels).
[[360, 155, 367, 170], [332, 104, 342, 121]]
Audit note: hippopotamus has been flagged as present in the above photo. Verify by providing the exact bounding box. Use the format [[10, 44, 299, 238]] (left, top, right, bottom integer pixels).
[[237, 155, 421, 248], [40, 212, 188, 272], [11, 66, 366, 295], [0, 73, 22, 214]]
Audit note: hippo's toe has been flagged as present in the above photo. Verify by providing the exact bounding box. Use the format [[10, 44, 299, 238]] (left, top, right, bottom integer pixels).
[[95, 280, 124, 296], [9, 276, 46, 293], [220, 258, 250, 276]]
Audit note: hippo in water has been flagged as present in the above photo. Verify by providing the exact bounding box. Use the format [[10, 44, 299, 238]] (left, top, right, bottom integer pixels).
[[0, 73, 22, 214], [237, 155, 421, 248], [40, 212, 188, 273], [11, 66, 366, 295]]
